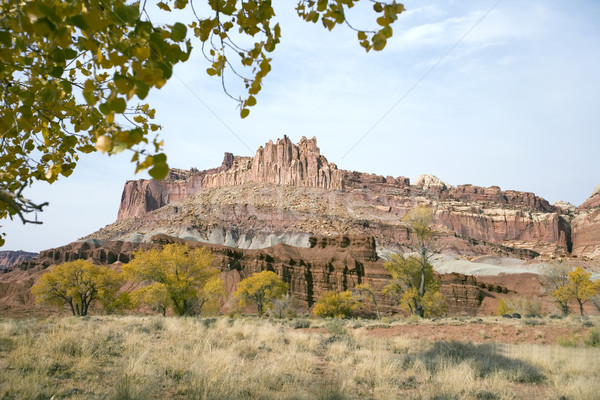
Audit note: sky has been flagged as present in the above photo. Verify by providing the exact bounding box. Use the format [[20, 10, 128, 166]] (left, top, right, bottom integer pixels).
[[3, 0, 600, 252]]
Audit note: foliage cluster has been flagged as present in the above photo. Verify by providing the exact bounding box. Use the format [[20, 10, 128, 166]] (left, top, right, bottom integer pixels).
[[553, 267, 600, 316], [496, 297, 542, 318], [234, 270, 288, 317], [33, 243, 223, 317], [382, 254, 447, 318], [31, 259, 123, 316], [313, 290, 360, 318], [123, 243, 223, 316], [0, 0, 405, 245]]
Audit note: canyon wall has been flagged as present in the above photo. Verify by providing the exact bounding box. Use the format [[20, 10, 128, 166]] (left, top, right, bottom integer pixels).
[[111, 136, 597, 258], [0, 251, 38, 270], [571, 186, 600, 258], [4, 234, 507, 316]]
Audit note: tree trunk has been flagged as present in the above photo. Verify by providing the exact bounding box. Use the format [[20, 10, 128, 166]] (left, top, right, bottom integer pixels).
[[578, 298, 585, 316], [68, 300, 76, 316], [561, 301, 569, 316], [257, 299, 263, 317], [419, 248, 426, 298]]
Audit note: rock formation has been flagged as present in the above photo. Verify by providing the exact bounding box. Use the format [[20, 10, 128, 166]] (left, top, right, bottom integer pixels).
[[571, 186, 600, 258], [111, 136, 589, 259], [3, 234, 518, 316], [0, 251, 38, 271], [117, 136, 344, 220]]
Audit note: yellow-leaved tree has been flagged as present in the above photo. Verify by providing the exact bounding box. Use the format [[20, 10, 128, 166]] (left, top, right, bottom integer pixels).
[[234, 270, 288, 317], [123, 244, 223, 316], [382, 254, 447, 318], [0, 0, 406, 245], [403, 206, 439, 317], [313, 290, 361, 318], [32, 259, 123, 316], [554, 267, 600, 316]]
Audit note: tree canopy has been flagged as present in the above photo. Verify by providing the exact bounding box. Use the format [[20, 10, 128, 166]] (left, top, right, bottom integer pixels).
[[382, 254, 447, 318], [234, 270, 288, 316], [0, 0, 405, 245], [32, 259, 123, 316], [313, 289, 360, 318], [553, 266, 600, 316], [122, 243, 223, 316]]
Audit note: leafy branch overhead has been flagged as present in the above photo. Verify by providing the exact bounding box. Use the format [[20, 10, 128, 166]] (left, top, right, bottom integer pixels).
[[0, 0, 404, 244]]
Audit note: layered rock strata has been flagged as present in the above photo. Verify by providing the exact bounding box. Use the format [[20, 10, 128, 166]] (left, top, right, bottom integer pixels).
[[0, 251, 38, 270], [5, 234, 506, 316], [571, 186, 600, 258], [110, 136, 596, 258]]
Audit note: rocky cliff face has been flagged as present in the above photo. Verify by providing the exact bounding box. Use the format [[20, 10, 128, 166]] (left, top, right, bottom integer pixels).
[[203, 136, 345, 191], [117, 136, 344, 220], [111, 136, 596, 259], [117, 154, 234, 220], [4, 234, 515, 316], [571, 186, 600, 258], [0, 251, 38, 270]]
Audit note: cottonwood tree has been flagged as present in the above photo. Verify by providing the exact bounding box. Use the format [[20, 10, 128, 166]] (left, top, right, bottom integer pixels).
[[123, 243, 224, 316], [382, 254, 447, 318], [313, 289, 361, 318], [554, 267, 600, 317], [234, 270, 288, 317], [270, 293, 296, 319], [0, 0, 405, 245], [540, 261, 571, 316], [352, 283, 380, 319], [401, 206, 441, 317], [32, 259, 123, 316]]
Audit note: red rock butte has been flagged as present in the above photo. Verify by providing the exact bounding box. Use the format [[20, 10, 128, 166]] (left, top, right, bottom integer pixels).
[[113, 136, 599, 259]]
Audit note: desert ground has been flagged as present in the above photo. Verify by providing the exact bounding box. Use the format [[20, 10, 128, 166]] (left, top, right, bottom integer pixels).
[[1, 315, 599, 400]]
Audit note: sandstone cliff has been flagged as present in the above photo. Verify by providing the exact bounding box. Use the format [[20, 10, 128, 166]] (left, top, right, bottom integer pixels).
[[108, 136, 585, 258], [571, 186, 600, 258], [0, 251, 38, 270], [3, 234, 515, 316]]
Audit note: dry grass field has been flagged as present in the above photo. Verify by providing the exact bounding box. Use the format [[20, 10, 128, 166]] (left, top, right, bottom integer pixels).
[[0, 316, 599, 400]]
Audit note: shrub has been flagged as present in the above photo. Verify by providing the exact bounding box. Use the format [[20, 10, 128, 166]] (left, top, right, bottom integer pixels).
[[557, 334, 579, 348], [291, 319, 311, 329], [497, 297, 542, 317], [584, 327, 600, 347], [325, 319, 347, 335], [313, 290, 360, 318], [496, 299, 514, 316]]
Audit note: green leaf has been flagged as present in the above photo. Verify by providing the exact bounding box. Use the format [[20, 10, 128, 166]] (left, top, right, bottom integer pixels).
[[49, 66, 64, 78], [206, 68, 217, 76], [149, 161, 169, 179], [174, 0, 188, 10], [68, 15, 89, 31], [381, 26, 393, 39], [157, 2, 172, 11], [373, 38, 386, 51], [136, 81, 149, 99], [63, 48, 78, 59], [171, 23, 187, 42], [240, 108, 250, 118], [114, 5, 139, 25], [0, 31, 11, 46], [99, 103, 110, 115], [108, 97, 127, 113], [61, 80, 72, 94], [246, 95, 256, 107]]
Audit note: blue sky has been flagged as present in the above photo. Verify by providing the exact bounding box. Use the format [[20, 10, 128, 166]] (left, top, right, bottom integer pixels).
[[3, 0, 600, 252]]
